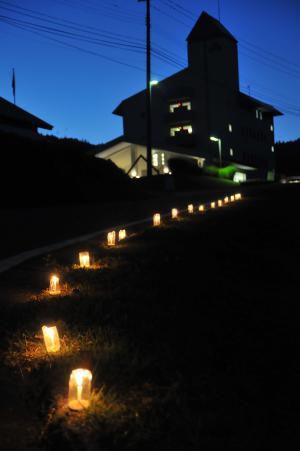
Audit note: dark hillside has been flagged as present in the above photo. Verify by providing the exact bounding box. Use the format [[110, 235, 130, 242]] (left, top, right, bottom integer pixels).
[[0, 133, 136, 207]]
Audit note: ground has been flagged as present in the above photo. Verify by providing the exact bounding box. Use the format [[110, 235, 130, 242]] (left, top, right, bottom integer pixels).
[[0, 183, 298, 450]]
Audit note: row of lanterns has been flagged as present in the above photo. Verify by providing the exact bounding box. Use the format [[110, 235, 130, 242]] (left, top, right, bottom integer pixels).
[[43, 192, 243, 411], [41, 324, 91, 410], [153, 193, 242, 226]]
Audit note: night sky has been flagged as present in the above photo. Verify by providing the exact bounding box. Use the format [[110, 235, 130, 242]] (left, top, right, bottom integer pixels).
[[0, 0, 299, 144]]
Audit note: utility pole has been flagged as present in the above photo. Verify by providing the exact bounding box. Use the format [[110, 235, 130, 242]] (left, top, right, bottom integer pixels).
[[218, 0, 221, 21], [138, 0, 152, 177]]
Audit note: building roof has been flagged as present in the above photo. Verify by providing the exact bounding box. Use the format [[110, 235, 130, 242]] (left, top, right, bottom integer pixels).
[[0, 97, 53, 130], [113, 69, 188, 116], [239, 92, 283, 116], [187, 11, 237, 43]]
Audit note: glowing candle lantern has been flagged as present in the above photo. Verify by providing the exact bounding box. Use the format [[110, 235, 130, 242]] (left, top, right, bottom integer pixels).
[[211, 202, 216, 209], [79, 251, 90, 268], [68, 369, 92, 411], [218, 200, 223, 207], [107, 231, 116, 246], [224, 196, 229, 204], [153, 213, 161, 226], [49, 275, 60, 295], [171, 208, 178, 219], [187, 204, 194, 214], [42, 325, 60, 353], [118, 229, 126, 241], [199, 205, 205, 212], [230, 195, 235, 202]]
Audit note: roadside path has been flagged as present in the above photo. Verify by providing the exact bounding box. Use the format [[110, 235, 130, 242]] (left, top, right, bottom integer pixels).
[[0, 188, 236, 272]]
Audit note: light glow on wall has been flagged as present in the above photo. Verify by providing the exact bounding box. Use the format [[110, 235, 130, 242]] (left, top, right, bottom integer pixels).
[[68, 369, 92, 411], [42, 325, 60, 353], [211, 202, 216, 209], [235, 193, 242, 200], [199, 205, 205, 212], [218, 200, 223, 207], [230, 195, 235, 202], [224, 196, 229, 204]]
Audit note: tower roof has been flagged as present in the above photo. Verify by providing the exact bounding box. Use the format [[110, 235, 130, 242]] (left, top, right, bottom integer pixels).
[[187, 11, 237, 43]]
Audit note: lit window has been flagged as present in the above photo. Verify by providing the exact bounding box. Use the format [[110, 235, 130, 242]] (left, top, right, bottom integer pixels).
[[161, 152, 165, 165], [256, 109, 263, 120], [152, 152, 159, 166], [229, 148, 234, 157], [271, 146, 275, 153], [169, 101, 191, 113], [228, 124, 233, 132], [233, 172, 247, 183], [170, 125, 193, 136], [270, 124, 274, 132]]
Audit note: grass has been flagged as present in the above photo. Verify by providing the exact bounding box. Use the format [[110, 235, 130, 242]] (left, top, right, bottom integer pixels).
[[0, 185, 298, 450]]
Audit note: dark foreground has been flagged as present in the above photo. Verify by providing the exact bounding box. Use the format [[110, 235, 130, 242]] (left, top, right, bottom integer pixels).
[[0, 184, 298, 450]]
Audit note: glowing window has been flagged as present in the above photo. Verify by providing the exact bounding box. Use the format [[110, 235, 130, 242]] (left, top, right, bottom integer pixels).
[[228, 124, 233, 132], [169, 101, 191, 113], [270, 124, 274, 132], [256, 109, 263, 120], [271, 146, 275, 153], [229, 148, 234, 157], [152, 153, 159, 167], [233, 172, 247, 183], [170, 125, 193, 136], [161, 152, 165, 165]]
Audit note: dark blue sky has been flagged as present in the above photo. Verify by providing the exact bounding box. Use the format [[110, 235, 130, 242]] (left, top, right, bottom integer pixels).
[[0, 0, 299, 143]]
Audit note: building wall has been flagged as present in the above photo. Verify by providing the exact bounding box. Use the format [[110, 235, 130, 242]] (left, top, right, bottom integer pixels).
[[118, 34, 277, 180]]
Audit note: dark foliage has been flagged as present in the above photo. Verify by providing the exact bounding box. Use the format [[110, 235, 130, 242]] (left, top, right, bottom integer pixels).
[[168, 157, 202, 175], [0, 133, 136, 207], [275, 138, 300, 176]]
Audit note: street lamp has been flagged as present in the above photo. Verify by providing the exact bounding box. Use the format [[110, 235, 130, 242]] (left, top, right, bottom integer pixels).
[[210, 136, 222, 168]]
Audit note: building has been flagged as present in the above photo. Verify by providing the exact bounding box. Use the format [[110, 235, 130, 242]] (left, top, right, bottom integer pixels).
[[0, 96, 53, 137], [96, 11, 282, 181]]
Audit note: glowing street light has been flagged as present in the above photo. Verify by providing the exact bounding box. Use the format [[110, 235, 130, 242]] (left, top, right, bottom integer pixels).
[[68, 369, 92, 411], [42, 325, 60, 353], [210, 136, 222, 167]]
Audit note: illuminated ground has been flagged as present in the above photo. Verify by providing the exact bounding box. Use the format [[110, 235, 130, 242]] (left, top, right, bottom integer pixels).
[[0, 183, 298, 450]]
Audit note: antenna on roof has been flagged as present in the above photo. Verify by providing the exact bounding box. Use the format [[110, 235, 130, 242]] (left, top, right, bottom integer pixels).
[[12, 68, 16, 105], [218, 0, 221, 21]]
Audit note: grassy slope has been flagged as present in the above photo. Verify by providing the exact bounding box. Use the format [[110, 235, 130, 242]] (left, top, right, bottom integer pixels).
[[0, 184, 298, 450]]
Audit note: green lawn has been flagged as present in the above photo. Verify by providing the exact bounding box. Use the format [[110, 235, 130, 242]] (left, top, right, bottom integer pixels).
[[0, 185, 298, 450]]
